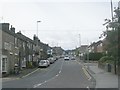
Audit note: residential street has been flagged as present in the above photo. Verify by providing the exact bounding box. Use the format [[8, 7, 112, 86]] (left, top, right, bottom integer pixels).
[[1, 1, 120, 90], [2, 58, 95, 88]]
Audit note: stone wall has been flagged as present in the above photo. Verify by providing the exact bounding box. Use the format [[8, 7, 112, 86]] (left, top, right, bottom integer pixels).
[[98, 62, 118, 75]]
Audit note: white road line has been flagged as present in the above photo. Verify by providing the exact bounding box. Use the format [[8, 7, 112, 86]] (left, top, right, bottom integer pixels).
[[56, 74, 59, 77], [86, 86, 90, 90], [60, 60, 64, 71], [33, 75, 57, 88], [22, 68, 39, 78], [59, 71, 61, 74], [86, 86, 89, 88], [33, 60, 64, 88]]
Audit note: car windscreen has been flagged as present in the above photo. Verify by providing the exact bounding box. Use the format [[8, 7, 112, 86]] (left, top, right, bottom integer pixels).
[[40, 60, 46, 63]]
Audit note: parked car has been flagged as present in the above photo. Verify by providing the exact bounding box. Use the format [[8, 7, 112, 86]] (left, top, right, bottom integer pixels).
[[71, 56, 75, 60], [38, 60, 50, 68], [48, 57, 55, 64], [64, 56, 70, 61], [56, 56, 60, 60], [46, 60, 50, 66]]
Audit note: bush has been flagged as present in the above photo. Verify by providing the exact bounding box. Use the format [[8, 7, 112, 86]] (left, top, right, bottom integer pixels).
[[27, 62, 33, 68], [99, 56, 114, 64], [84, 52, 103, 61]]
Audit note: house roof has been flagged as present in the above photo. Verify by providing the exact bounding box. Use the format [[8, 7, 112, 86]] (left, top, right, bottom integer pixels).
[[89, 40, 103, 47], [1, 23, 51, 49]]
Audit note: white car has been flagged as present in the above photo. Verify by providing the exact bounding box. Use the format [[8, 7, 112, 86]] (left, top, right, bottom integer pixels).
[[64, 56, 70, 61], [38, 60, 50, 68], [46, 60, 50, 66]]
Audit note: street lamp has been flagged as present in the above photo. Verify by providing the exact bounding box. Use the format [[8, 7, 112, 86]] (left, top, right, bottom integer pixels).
[[37, 21, 41, 46], [35, 21, 41, 65], [79, 34, 81, 60], [37, 21, 41, 39]]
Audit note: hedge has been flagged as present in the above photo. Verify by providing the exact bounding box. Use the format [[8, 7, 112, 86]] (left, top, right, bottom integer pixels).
[[84, 52, 103, 61], [99, 56, 114, 64]]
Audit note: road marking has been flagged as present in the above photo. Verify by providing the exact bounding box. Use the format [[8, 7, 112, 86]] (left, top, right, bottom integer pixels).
[[33, 60, 64, 88], [82, 67, 91, 80], [2, 78, 20, 80], [86, 86, 90, 90], [21, 68, 40, 78], [33, 75, 57, 88], [56, 74, 59, 77], [2, 77, 20, 82], [59, 71, 61, 74], [60, 60, 64, 72], [86, 86, 89, 88], [33, 83, 42, 88], [76, 60, 82, 65], [76, 60, 92, 81]]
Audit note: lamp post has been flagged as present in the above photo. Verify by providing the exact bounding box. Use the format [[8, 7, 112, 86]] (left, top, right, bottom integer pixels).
[[37, 21, 41, 40], [36, 21, 41, 65], [79, 34, 81, 60]]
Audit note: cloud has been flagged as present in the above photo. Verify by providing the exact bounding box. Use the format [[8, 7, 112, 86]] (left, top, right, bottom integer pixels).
[[2, 1, 119, 50]]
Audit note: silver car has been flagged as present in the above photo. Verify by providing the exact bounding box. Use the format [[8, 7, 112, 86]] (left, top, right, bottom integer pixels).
[[46, 60, 50, 66], [38, 60, 50, 68], [48, 57, 55, 64]]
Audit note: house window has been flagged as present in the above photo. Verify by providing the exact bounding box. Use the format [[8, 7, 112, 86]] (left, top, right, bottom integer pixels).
[[23, 42, 25, 50], [29, 43, 31, 49], [29, 55, 31, 61], [15, 38, 17, 45], [100, 43, 103, 46], [4, 42, 11, 50], [2, 57, 7, 73], [22, 58, 26, 68], [92, 47, 94, 50]]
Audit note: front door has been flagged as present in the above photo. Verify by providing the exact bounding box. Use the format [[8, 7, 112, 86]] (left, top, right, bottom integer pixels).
[[2, 56, 7, 73]]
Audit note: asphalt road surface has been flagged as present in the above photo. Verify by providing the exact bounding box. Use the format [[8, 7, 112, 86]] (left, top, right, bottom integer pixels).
[[2, 58, 95, 88]]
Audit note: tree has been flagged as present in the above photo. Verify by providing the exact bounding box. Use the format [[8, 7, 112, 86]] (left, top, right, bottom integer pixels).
[[101, 7, 120, 74]]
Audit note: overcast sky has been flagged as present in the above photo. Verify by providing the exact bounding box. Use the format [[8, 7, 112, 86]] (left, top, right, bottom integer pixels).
[[0, 0, 119, 50]]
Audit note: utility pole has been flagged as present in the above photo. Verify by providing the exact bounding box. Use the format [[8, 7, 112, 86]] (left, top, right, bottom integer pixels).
[[87, 39, 89, 63], [111, 0, 114, 22], [111, 0, 117, 74], [79, 34, 81, 48], [79, 34, 81, 60]]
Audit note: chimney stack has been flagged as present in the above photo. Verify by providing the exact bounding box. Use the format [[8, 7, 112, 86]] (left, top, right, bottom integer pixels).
[[10, 25, 15, 33], [1, 23, 9, 31]]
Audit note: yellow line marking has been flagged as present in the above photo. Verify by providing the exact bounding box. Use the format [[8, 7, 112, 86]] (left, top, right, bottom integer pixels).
[[82, 67, 91, 80]]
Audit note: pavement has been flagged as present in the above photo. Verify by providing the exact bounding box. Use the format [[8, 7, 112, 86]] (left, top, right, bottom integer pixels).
[[81, 60, 118, 88], [2, 67, 39, 82]]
